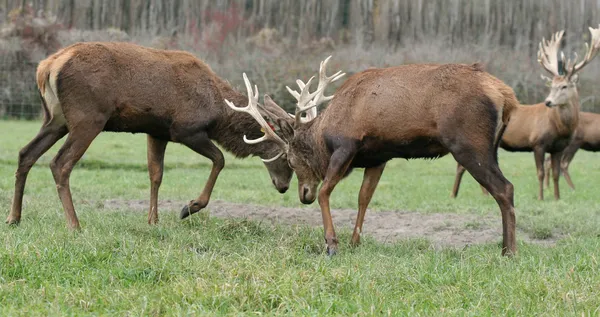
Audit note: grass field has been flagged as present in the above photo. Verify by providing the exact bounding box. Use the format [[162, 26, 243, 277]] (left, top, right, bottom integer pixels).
[[1, 120, 600, 316]]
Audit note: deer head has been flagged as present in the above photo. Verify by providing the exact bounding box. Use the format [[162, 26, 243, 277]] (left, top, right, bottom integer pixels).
[[225, 56, 345, 203], [538, 26, 600, 107]]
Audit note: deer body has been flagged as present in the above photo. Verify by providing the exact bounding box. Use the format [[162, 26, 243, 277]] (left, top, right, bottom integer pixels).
[[452, 26, 600, 201], [544, 111, 600, 189], [7, 42, 292, 229], [228, 60, 519, 256], [500, 102, 579, 152], [304, 64, 512, 169]]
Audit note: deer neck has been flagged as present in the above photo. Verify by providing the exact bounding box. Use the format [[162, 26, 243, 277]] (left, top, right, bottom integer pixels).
[[211, 81, 275, 159], [303, 116, 332, 180], [551, 92, 580, 137]]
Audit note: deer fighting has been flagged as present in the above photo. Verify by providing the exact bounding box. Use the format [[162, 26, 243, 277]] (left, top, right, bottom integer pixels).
[[227, 57, 519, 256], [6, 42, 293, 229]]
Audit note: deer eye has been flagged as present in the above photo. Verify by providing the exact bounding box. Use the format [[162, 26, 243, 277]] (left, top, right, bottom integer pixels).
[[561, 86, 567, 90]]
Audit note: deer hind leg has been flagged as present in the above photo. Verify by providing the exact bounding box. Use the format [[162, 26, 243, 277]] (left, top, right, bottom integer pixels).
[[560, 146, 578, 190], [450, 163, 466, 198], [561, 160, 575, 190], [146, 136, 168, 225], [49, 121, 105, 230], [351, 163, 386, 247], [450, 144, 516, 256], [7, 122, 68, 225], [533, 148, 545, 200], [451, 163, 488, 197], [550, 153, 562, 200], [178, 133, 225, 219]]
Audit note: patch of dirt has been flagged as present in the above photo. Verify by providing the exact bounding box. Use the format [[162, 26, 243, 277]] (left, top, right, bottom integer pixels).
[[99, 199, 556, 248]]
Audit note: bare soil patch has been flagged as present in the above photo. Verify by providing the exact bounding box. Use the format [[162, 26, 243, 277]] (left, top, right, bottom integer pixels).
[[99, 199, 556, 248]]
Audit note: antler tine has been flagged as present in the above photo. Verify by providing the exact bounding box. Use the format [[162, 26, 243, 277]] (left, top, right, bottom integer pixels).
[[312, 55, 346, 107], [537, 30, 564, 77], [566, 25, 600, 78], [224, 73, 288, 162], [285, 56, 346, 126]]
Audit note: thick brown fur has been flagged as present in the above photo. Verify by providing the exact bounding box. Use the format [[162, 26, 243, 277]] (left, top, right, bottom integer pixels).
[[543, 111, 600, 189], [275, 63, 518, 256], [452, 76, 582, 201], [7, 41, 292, 229]]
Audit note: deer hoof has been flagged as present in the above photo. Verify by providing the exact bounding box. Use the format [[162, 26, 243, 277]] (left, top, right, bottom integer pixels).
[[326, 244, 338, 257], [5, 217, 20, 225], [180, 205, 191, 219]]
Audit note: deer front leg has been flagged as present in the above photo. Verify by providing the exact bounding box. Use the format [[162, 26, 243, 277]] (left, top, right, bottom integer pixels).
[[318, 147, 357, 256], [351, 163, 386, 247], [544, 157, 551, 189], [550, 153, 562, 200], [533, 148, 545, 200], [450, 163, 466, 198], [179, 134, 225, 219], [147, 136, 168, 224]]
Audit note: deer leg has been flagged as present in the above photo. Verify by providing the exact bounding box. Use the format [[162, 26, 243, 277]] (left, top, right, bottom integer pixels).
[[452, 149, 516, 256], [7, 122, 68, 225], [544, 157, 551, 189], [50, 123, 104, 230], [561, 160, 575, 190], [318, 147, 357, 256], [351, 163, 386, 247], [560, 143, 579, 190], [179, 134, 225, 219], [147, 136, 168, 225], [551, 153, 561, 200], [480, 185, 490, 196], [534, 148, 545, 201], [450, 163, 466, 198]]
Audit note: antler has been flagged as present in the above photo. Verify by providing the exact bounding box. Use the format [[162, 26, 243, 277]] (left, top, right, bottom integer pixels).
[[564, 25, 600, 78], [537, 30, 564, 77], [224, 73, 287, 162], [286, 55, 345, 125]]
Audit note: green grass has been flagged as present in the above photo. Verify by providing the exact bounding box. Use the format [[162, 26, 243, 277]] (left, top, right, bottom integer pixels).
[[1, 120, 600, 316]]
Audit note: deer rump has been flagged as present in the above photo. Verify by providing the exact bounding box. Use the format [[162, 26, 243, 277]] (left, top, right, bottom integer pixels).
[[39, 42, 221, 140], [319, 63, 515, 170]]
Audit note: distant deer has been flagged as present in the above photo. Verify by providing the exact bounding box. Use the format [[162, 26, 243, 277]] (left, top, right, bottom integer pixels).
[[543, 111, 600, 189], [226, 57, 520, 256], [6, 42, 293, 229], [451, 26, 600, 200]]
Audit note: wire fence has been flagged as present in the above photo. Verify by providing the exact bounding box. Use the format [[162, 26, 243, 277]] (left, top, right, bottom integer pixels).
[[0, 49, 41, 120]]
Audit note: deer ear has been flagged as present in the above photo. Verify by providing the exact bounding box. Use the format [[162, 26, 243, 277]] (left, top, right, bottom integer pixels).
[[569, 74, 579, 84], [276, 118, 294, 141]]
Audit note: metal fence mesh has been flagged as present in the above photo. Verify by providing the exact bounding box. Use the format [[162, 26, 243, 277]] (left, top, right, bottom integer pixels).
[[0, 48, 41, 120]]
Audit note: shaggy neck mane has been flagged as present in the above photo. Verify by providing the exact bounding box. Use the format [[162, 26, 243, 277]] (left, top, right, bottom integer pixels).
[[210, 78, 274, 159], [552, 91, 580, 137], [296, 118, 331, 180]]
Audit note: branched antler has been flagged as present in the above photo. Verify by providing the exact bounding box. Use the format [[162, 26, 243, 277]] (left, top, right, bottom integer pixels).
[[538, 30, 564, 77], [538, 26, 600, 79], [286, 55, 346, 126], [564, 25, 600, 78], [224, 73, 287, 162]]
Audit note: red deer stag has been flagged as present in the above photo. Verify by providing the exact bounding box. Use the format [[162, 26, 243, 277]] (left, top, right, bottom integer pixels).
[[226, 57, 519, 256], [451, 26, 600, 200], [6, 42, 293, 229], [543, 111, 600, 189]]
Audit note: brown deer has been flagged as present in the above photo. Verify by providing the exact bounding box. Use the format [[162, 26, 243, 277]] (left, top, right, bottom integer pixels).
[[226, 57, 520, 256], [543, 111, 600, 189], [5, 41, 293, 229], [451, 27, 600, 201]]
